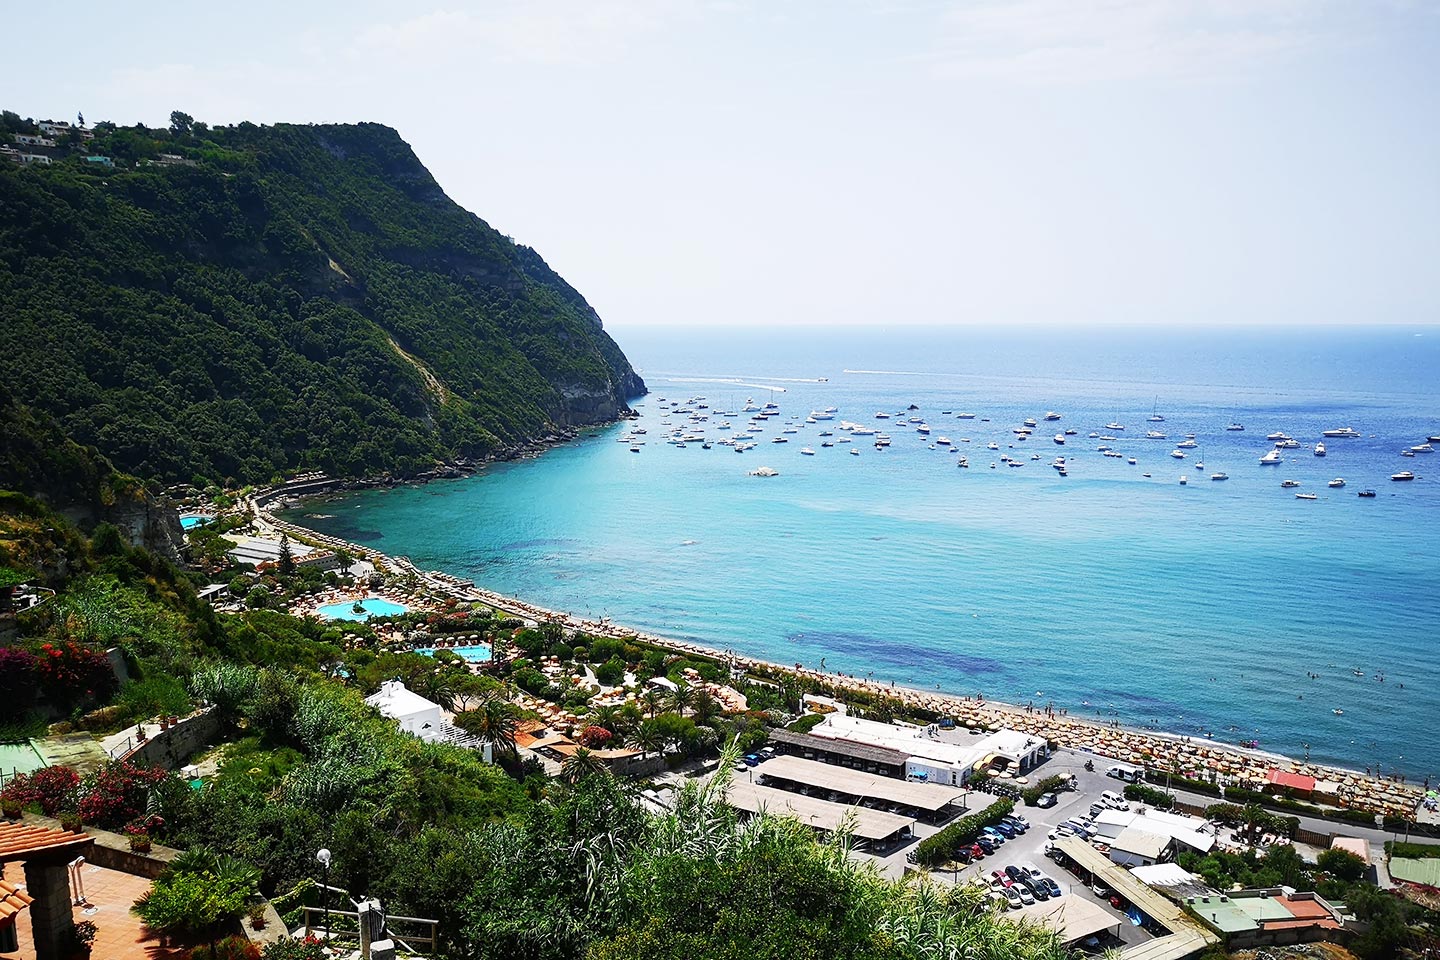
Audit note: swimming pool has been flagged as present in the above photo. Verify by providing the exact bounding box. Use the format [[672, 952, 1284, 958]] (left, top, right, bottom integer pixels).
[[414, 644, 492, 663], [315, 597, 410, 621], [0, 740, 48, 778], [179, 514, 213, 530]]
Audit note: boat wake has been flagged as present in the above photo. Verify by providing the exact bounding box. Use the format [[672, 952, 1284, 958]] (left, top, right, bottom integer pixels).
[[662, 377, 788, 391]]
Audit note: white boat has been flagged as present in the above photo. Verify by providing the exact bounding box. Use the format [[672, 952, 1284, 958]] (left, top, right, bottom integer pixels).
[[875, 412, 890, 419], [771, 437, 788, 443], [936, 436, 952, 445], [987, 441, 999, 450], [1179, 475, 1188, 485], [1170, 449, 1186, 459], [809, 410, 835, 420], [1314, 442, 1326, 457], [1023, 418, 1038, 428], [850, 448, 860, 456], [957, 457, 969, 468], [800, 447, 815, 455], [1275, 439, 1300, 449], [1054, 434, 1065, 445], [957, 412, 976, 419], [1328, 478, 1346, 488], [1391, 471, 1415, 481], [1211, 472, 1228, 481], [629, 446, 640, 453], [916, 424, 931, 435], [1412, 444, 1435, 453], [1295, 492, 1317, 500], [1106, 422, 1126, 431], [1266, 432, 1290, 441], [1259, 449, 1282, 465], [1127, 457, 1137, 465], [1322, 427, 1361, 438], [1148, 398, 1165, 422], [1177, 439, 1198, 449], [1044, 412, 1062, 421], [1145, 430, 1166, 440], [1281, 479, 1300, 488], [749, 466, 779, 477], [1226, 423, 1245, 431]]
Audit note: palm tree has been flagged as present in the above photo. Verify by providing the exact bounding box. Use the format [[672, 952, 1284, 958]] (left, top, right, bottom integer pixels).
[[640, 686, 665, 719], [560, 747, 609, 784], [419, 671, 458, 712], [667, 680, 696, 717], [627, 721, 665, 760], [691, 690, 721, 724], [461, 696, 520, 757]]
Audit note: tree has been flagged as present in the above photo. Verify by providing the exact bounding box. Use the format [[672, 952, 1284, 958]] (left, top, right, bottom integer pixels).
[[640, 687, 665, 719], [133, 848, 261, 950], [1316, 847, 1367, 883], [454, 696, 520, 756], [169, 110, 194, 135], [560, 747, 609, 785], [627, 720, 666, 760], [277, 532, 294, 576], [667, 680, 696, 717]]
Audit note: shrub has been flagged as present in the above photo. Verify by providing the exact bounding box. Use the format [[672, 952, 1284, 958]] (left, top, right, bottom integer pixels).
[[33, 640, 116, 706], [594, 656, 626, 687], [0, 765, 80, 815], [261, 937, 328, 960], [78, 759, 170, 828], [1316, 848, 1367, 883], [1124, 783, 1176, 809], [915, 798, 1015, 867], [189, 936, 261, 960], [1022, 774, 1071, 806]]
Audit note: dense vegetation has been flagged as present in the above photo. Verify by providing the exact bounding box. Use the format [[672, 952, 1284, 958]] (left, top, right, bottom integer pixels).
[[0, 108, 643, 486]]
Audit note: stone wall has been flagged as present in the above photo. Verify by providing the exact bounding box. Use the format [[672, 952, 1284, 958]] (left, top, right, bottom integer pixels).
[[122, 709, 220, 769]]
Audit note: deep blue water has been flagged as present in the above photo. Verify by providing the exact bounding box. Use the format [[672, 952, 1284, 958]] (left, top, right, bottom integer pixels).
[[286, 325, 1440, 777]]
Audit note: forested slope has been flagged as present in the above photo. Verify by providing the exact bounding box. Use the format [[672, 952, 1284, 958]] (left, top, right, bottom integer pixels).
[[0, 113, 644, 485]]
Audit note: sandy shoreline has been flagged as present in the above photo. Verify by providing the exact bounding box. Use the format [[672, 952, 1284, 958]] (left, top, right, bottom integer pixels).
[[253, 482, 1427, 822]]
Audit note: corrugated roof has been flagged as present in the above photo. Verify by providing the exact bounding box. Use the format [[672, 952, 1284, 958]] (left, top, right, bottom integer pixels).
[[768, 728, 909, 766], [1112, 827, 1170, 859], [722, 780, 914, 841], [757, 755, 967, 811], [1266, 768, 1316, 792]]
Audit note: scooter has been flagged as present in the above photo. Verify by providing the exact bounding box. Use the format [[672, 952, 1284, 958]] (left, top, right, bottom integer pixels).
[[1084, 760, 1095, 772]]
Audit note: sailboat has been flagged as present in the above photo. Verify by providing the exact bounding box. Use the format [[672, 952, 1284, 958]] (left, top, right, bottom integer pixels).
[[1148, 397, 1165, 423]]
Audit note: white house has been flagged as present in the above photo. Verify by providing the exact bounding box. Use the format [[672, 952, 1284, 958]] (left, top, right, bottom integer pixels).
[[12, 134, 55, 148], [366, 680, 443, 739]]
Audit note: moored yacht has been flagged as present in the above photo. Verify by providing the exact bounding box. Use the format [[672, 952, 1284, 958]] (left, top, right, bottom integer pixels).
[[1145, 430, 1166, 440], [1259, 449, 1282, 465], [1211, 472, 1228, 481], [1054, 434, 1065, 444], [1322, 427, 1361, 438], [1281, 479, 1300, 488], [1328, 478, 1346, 488], [800, 447, 815, 455], [1314, 442, 1326, 457], [1044, 412, 1062, 421], [1295, 492, 1317, 500], [1170, 449, 1186, 459], [1391, 471, 1415, 481], [1226, 422, 1245, 431]]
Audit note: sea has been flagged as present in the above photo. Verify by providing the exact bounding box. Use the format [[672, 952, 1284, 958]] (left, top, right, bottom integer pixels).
[[284, 325, 1440, 779]]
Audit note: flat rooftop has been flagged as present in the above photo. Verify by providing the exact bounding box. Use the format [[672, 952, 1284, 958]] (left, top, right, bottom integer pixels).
[[1014, 893, 1122, 946], [768, 728, 909, 768], [722, 779, 914, 842], [757, 755, 967, 812]]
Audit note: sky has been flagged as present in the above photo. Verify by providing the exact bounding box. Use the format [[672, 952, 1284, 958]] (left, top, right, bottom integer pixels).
[[5, 1, 1439, 329]]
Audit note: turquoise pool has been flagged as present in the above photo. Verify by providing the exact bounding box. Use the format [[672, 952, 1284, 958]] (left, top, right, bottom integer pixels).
[[179, 514, 213, 530], [415, 644, 492, 663], [315, 597, 409, 621]]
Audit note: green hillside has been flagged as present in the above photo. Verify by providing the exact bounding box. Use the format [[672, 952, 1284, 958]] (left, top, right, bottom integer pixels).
[[0, 112, 644, 485]]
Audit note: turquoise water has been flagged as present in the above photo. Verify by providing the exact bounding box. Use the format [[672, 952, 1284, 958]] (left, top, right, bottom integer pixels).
[[415, 644, 493, 663], [284, 325, 1440, 778], [315, 597, 410, 621], [180, 514, 212, 530]]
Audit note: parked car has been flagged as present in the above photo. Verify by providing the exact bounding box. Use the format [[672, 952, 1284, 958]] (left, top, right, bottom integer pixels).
[[991, 821, 1017, 838], [1089, 802, 1105, 818], [1036, 792, 1057, 808], [953, 847, 973, 864], [1004, 865, 1024, 882], [1007, 814, 1031, 829], [1003, 886, 1024, 910], [975, 836, 999, 854], [743, 754, 761, 767], [967, 843, 987, 860], [1100, 790, 1128, 809], [990, 869, 1011, 887], [981, 827, 1007, 844], [1014, 884, 1035, 905], [1020, 876, 1050, 901]]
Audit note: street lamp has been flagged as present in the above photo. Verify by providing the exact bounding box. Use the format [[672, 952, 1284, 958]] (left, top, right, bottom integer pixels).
[[316, 848, 332, 939]]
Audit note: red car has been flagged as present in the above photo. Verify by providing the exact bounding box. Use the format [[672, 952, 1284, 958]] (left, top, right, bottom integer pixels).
[[967, 843, 986, 860], [990, 870, 1011, 887]]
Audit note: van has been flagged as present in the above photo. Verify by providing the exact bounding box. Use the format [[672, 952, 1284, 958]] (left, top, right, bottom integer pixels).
[[1106, 763, 1144, 783], [1100, 790, 1128, 809]]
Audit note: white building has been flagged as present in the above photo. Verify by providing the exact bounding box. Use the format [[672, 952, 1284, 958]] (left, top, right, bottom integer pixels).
[[808, 713, 1047, 786], [12, 134, 55, 148], [1109, 827, 1172, 868], [1091, 808, 1216, 859], [366, 680, 443, 739]]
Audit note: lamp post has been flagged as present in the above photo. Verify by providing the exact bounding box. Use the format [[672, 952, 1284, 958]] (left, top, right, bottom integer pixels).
[[316, 848, 332, 939]]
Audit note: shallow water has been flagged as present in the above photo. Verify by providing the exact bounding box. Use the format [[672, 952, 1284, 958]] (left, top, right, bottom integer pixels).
[[285, 325, 1440, 778]]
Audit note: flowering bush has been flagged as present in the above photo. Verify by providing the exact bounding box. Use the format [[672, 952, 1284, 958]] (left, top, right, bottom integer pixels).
[[77, 760, 169, 828], [189, 936, 260, 960], [34, 640, 116, 706], [0, 765, 80, 815], [261, 937, 328, 960], [578, 725, 613, 748]]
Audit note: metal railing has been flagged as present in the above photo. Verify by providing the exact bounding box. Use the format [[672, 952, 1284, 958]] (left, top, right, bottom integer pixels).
[[302, 905, 439, 958]]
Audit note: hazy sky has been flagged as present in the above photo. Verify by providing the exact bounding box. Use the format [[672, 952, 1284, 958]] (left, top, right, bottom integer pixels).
[[6, 1, 1438, 328]]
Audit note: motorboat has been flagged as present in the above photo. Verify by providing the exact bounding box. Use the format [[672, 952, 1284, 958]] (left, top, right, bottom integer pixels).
[[1281, 479, 1300, 488], [749, 466, 779, 477], [1177, 439, 1198, 449], [1106, 422, 1126, 431], [1044, 412, 1062, 421], [821, 441, 834, 448], [1065, 429, 1078, 435], [800, 447, 815, 455], [809, 410, 835, 420], [1275, 439, 1301, 449], [1179, 475, 1188, 485], [771, 437, 788, 443], [957, 412, 976, 419], [1295, 492, 1317, 500], [1391, 471, 1415, 481], [936, 436, 952, 445], [1314, 442, 1326, 457], [1145, 430, 1166, 440], [1266, 432, 1290, 442], [1412, 444, 1435, 453], [1170, 449, 1186, 459], [1211, 472, 1228, 481], [850, 448, 860, 456], [1023, 418, 1038, 428], [1322, 427, 1361, 438], [1333, 709, 1344, 715], [1357, 489, 1376, 497], [875, 412, 890, 418], [1226, 423, 1245, 431], [1328, 478, 1345, 488], [1054, 434, 1065, 444], [987, 442, 999, 450], [1127, 457, 1137, 465], [1259, 449, 1282, 465], [957, 457, 969, 468]]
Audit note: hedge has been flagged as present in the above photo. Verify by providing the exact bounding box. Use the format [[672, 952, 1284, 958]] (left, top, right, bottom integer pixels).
[[1124, 783, 1176, 809], [1161, 772, 1438, 837], [1022, 775, 1070, 806], [1386, 841, 1440, 859], [915, 798, 1015, 868]]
